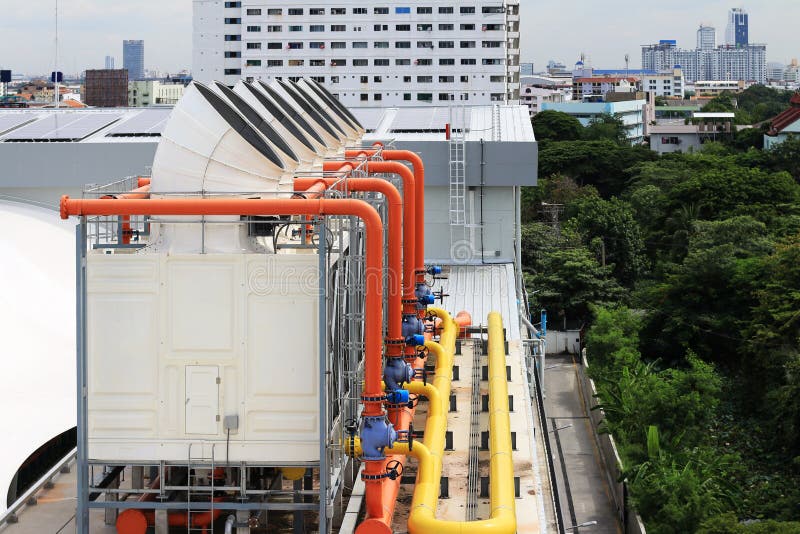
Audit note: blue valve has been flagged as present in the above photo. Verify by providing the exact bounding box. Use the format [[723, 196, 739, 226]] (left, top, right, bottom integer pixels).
[[384, 357, 414, 390], [418, 294, 435, 306], [402, 314, 424, 337], [360, 417, 398, 460], [405, 334, 425, 347], [386, 389, 410, 405], [427, 266, 442, 275]]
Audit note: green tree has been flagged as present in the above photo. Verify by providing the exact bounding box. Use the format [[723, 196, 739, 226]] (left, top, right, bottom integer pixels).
[[531, 110, 583, 142], [582, 113, 628, 144]]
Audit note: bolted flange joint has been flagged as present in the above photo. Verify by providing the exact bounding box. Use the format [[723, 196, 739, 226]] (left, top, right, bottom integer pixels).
[[359, 416, 398, 460]]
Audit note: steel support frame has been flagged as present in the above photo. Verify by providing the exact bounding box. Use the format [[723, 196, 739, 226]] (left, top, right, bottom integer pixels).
[[76, 220, 89, 533]]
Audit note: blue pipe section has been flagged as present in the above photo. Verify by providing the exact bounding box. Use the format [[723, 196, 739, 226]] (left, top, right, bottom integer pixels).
[[360, 416, 398, 460], [402, 314, 425, 338], [384, 357, 414, 391]]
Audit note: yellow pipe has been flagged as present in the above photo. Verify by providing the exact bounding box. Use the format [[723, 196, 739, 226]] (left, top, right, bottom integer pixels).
[[400, 311, 516, 534]]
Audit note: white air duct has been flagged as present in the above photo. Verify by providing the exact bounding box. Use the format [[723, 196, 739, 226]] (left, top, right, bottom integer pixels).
[[296, 79, 363, 140], [266, 81, 346, 151]]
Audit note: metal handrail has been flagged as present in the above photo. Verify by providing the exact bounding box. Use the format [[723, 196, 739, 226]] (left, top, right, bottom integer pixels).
[[0, 447, 77, 529]]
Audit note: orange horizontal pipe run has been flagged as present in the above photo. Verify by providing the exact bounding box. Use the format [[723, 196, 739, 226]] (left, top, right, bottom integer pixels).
[[345, 150, 425, 276], [137, 177, 151, 188], [294, 177, 403, 341], [60, 196, 386, 417], [455, 311, 472, 338], [323, 160, 417, 303]]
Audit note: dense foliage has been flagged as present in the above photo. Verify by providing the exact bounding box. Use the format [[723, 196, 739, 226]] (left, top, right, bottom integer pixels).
[[526, 95, 800, 532]]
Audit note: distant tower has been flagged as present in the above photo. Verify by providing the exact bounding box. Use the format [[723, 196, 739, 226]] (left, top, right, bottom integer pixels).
[[123, 40, 145, 80], [697, 25, 716, 50], [105, 55, 115, 70], [725, 8, 748, 47]]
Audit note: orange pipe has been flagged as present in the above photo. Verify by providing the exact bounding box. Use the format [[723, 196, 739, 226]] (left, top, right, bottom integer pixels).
[[345, 150, 425, 277], [323, 160, 417, 305], [294, 177, 403, 343], [61, 196, 386, 417], [137, 177, 151, 188]]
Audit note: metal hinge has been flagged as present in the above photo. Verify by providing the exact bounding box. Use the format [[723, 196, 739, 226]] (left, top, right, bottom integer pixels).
[[216, 377, 221, 384], [216, 415, 221, 422]]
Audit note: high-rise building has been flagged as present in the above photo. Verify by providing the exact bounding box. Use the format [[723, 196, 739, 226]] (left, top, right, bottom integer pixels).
[[105, 55, 115, 70], [84, 69, 129, 107], [697, 25, 716, 50], [123, 40, 145, 80], [726, 8, 748, 48], [192, 0, 521, 107], [642, 40, 765, 83], [520, 62, 534, 76]]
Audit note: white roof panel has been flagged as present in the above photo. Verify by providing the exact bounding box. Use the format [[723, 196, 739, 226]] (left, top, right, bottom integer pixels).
[[2, 112, 123, 141], [0, 113, 37, 135], [105, 108, 172, 136]]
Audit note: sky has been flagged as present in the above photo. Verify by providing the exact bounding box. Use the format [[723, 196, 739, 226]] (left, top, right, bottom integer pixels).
[[1, 1, 798, 76]]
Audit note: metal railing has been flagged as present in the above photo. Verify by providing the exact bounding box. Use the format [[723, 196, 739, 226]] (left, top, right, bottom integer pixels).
[[0, 447, 77, 530]]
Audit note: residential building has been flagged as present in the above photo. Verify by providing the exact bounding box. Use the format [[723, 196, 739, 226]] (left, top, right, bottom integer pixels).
[[84, 69, 129, 107], [123, 40, 145, 81], [192, 0, 521, 107], [642, 40, 766, 83], [128, 80, 186, 106], [768, 62, 786, 82], [649, 112, 733, 154], [541, 99, 647, 143], [764, 93, 800, 149], [105, 56, 115, 70], [694, 80, 746, 97], [520, 84, 564, 116], [520, 62, 534, 76], [726, 8, 748, 48], [641, 67, 686, 98], [697, 25, 716, 50], [572, 76, 636, 101]]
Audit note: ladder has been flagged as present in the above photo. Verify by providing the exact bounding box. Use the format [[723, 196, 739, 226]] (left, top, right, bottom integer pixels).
[[187, 442, 217, 533], [449, 105, 468, 258]]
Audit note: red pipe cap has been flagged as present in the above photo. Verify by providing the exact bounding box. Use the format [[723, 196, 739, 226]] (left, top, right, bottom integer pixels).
[[116, 509, 148, 534]]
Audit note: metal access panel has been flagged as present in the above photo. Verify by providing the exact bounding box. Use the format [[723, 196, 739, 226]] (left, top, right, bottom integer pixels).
[[185, 366, 220, 435]]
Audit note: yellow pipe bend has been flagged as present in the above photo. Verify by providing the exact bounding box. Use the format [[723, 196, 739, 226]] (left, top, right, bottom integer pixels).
[[400, 311, 516, 534]]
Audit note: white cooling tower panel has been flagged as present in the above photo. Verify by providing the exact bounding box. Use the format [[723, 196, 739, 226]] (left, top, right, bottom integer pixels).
[[86, 253, 321, 463]]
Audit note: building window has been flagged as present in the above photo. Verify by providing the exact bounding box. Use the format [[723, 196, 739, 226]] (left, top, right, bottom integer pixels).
[[375, 93, 382, 101], [374, 7, 389, 14], [482, 58, 502, 65], [287, 42, 303, 49], [310, 8, 325, 15], [331, 8, 346, 15], [224, 68, 241, 75], [417, 76, 433, 83], [396, 24, 411, 31], [247, 42, 262, 49], [404, 93, 412, 100], [397, 60, 411, 66], [311, 76, 325, 83], [374, 41, 389, 48], [360, 94, 369, 101], [310, 41, 325, 49], [417, 6, 432, 14], [267, 42, 281, 49], [417, 41, 433, 49], [224, 34, 241, 41], [288, 25, 302, 31], [482, 41, 503, 48], [246, 8, 261, 15], [353, 59, 368, 66], [360, 76, 368, 83], [288, 59, 304, 66], [225, 18, 241, 24], [439, 76, 454, 83], [310, 25, 324, 32], [288, 8, 303, 15], [460, 41, 475, 48], [439, 41, 454, 48], [224, 2, 241, 7], [246, 59, 261, 67], [460, 75, 469, 82], [396, 7, 411, 14], [331, 76, 339, 83], [439, 23, 454, 30], [460, 7, 476, 14], [439, 93, 454, 101], [482, 6, 505, 14], [374, 76, 382, 82], [374, 59, 389, 66], [267, 59, 283, 67], [331, 25, 346, 31], [440, 58, 455, 65], [353, 41, 368, 48], [247, 25, 261, 32], [331, 42, 346, 49], [266, 25, 281, 32], [353, 7, 367, 14], [310, 59, 325, 66], [439, 7, 454, 14], [417, 58, 432, 65], [403, 76, 411, 82], [417, 93, 433, 102], [224, 51, 241, 58], [267, 8, 282, 15], [395, 41, 411, 48], [330, 59, 346, 66], [374, 24, 388, 31], [490, 75, 505, 82], [417, 24, 432, 31]]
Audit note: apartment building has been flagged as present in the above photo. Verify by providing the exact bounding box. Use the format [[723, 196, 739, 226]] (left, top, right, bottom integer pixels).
[[193, 1, 521, 107], [641, 67, 685, 98], [642, 40, 766, 83]]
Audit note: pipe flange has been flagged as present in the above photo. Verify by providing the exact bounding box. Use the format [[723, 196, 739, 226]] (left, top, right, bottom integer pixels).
[[402, 298, 419, 306], [361, 394, 388, 403], [385, 339, 405, 346], [361, 472, 390, 481]]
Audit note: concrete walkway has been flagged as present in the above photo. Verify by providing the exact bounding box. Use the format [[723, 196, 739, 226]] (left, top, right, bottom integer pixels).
[[544, 354, 621, 534]]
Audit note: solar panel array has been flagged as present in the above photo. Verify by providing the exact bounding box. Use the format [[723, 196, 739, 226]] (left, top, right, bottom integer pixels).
[[350, 109, 385, 132], [2, 112, 122, 141], [389, 108, 470, 132], [0, 113, 37, 135], [105, 109, 172, 137]]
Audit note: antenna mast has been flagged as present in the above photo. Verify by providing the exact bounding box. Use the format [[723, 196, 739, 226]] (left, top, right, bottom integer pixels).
[[54, 0, 59, 109]]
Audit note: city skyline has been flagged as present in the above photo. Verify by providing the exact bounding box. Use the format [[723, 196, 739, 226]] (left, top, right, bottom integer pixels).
[[1, 1, 799, 76]]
